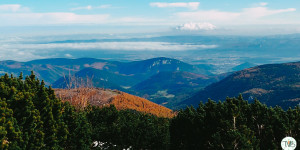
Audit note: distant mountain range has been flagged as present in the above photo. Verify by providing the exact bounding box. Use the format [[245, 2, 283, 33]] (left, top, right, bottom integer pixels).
[[0, 58, 109, 84], [1, 57, 299, 109], [182, 61, 300, 109], [0, 57, 212, 84], [50, 57, 213, 89], [0, 57, 222, 108], [50, 57, 220, 108]]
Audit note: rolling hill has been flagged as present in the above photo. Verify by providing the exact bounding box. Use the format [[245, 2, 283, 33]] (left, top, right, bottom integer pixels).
[[131, 71, 222, 107], [0, 58, 112, 84], [182, 61, 300, 109], [117, 57, 213, 76], [52, 67, 141, 91], [50, 57, 219, 106], [55, 88, 175, 118], [51, 57, 210, 88], [0, 57, 221, 108], [0, 57, 212, 85]]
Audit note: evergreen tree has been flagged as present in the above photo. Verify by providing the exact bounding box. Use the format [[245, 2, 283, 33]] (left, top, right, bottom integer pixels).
[[0, 99, 22, 150], [1, 72, 299, 149], [62, 102, 92, 149]]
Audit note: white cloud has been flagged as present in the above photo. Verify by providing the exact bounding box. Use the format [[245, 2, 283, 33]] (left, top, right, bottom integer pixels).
[[0, 47, 44, 61], [71, 5, 111, 11], [0, 12, 110, 26], [0, 40, 219, 61], [0, 4, 163, 26], [71, 5, 93, 11], [0, 4, 29, 12], [241, 7, 296, 19], [150, 2, 200, 10], [259, 2, 268, 6], [176, 6, 296, 24], [37, 42, 217, 51], [0, 3, 298, 32], [176, 22, 217, 31], [177, 10, 240, 22], [0, 42, 217, 55], [65, 54, 73, 58]]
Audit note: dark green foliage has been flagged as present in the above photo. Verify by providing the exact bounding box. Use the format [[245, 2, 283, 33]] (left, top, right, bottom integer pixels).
[[170, 95, 299, 149], [1, 72, 299, 149], [86, 105, 170, 149], [184, 62, 300, 110], [62, 102, 92, 150], [0, 73, 89, 149], [0, 72, 170, 149], [0, 99, 22, 150], [0, 73, 45, 149]]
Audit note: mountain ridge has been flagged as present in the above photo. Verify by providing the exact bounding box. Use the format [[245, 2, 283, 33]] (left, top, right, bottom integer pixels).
[[0, 57, 213, 84], [181, 61, 300, 109]]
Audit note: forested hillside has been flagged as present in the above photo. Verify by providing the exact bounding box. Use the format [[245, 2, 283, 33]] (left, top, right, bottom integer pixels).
[[132, 71, 220, 107], [183, 61, 300, 109], [0, 57, 224, 108], [1, 72, 299, 149], [0, 72, 170, 149], [0, 58, 109, 85], [171, 96, 299, 149]]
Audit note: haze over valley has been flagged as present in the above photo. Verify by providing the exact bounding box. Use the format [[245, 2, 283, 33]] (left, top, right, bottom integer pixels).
[[1, 34, 300, 74]]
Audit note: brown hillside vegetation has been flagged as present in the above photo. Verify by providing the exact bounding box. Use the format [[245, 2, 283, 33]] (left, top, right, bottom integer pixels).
[[55, 88, 175, 118]]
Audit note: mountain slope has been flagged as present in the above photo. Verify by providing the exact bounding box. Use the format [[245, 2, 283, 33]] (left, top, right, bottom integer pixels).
[[50, 57, 215, 105], [118, 57, 212, 75], [0, 57, 211, 86], [55, 88, 175, 118], [182, 61, 300, 109], [52, 67, 141, 91], [131, 71, 220, 107], [0, 58, 113, 84]]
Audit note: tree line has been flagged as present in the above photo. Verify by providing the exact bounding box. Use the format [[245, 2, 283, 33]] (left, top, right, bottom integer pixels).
[[0, 72, 299, 149]]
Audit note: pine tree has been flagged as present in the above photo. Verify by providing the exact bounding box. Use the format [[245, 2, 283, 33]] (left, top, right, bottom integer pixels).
[[62, 102, 91, 149], [0, 73, 44, 149], [0, 99, 22, 150]]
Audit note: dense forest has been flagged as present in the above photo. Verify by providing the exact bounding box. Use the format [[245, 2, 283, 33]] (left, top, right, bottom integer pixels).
[[184, 61, 300, 110], [0, 72, 299, 149]]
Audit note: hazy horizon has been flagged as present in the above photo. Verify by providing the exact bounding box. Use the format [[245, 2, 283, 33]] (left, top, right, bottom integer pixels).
[[1, 0, 300, 73], [1, 1, 300, 35]]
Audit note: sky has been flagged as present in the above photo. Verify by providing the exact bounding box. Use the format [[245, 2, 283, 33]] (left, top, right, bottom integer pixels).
[[1, 0, 300, 35], [0, 0, 300, 63]]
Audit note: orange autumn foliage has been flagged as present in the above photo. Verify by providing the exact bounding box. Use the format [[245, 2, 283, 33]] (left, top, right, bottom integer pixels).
[[111, 92, 175, 118], [55, 88, 175, 118]]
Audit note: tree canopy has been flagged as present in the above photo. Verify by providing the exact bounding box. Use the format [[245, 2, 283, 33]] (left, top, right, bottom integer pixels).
[[0, 72, 299, 149]]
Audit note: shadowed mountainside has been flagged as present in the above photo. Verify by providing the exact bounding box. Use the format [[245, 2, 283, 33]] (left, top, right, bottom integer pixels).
[[182, 61, 300, 109], [131, 71, 227, 108]]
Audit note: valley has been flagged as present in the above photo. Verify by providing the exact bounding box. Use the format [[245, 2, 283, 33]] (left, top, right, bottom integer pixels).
[[183, 61, 300, 109], [1, 1, 300, 149], [0, 57, 299, 109]]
